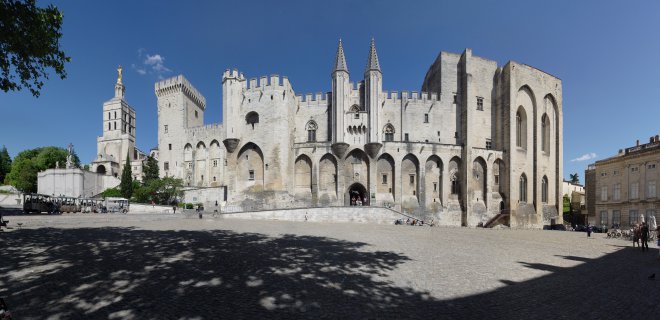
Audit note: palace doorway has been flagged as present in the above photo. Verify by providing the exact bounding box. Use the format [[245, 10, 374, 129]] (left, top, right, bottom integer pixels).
[[347, 183, 368, 206]]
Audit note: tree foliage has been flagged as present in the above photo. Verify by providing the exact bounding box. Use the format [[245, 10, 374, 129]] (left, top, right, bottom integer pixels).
[[569, 173, 580, 184], [143, 155, 159, 184], [5, 146, 79, 192], [0, 0, 70, 97], [100, 187, 122, 198], [120, 154, 133, 199], [132, 177, 183, 205], [0, 145, 11, 184]]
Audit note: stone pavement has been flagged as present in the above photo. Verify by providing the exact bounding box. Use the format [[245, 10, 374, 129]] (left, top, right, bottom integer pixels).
[[0, 213, 658, 319]]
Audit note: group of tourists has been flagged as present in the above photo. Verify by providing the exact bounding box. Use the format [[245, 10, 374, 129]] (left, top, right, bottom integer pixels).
[[350, 196, 366, 206], [631, 222, 660, 258]]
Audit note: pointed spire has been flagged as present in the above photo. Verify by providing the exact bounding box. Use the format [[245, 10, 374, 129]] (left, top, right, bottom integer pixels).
[[333, 39, 349, 73], [365, 38, 381, 73]]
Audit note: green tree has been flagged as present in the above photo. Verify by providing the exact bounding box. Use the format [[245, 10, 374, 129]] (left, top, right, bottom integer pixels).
[[100, 187, 122, 198], [120, 154, 133, 199], [5, 146, 75, 192], [569, 173, 580, 184], [143, 155, 159, 184], [0, 0, 70, 97], [0, 145, 11, 184]]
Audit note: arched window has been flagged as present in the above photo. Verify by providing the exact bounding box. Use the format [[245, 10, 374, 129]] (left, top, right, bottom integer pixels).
[[451, 173, 460, 195], [541, 175, 548, 203], [541, 114, 550, 153], [516, 107, 527, 149], [350, 105, 360, 119], [383, 124, 394, 142], [306, 121, 317, 142], [519, 173, 527, 203], [245, 111, 259, 129]]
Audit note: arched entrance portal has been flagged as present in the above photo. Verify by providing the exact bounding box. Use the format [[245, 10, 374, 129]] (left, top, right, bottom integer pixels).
[[96, 165, 106, 175], [347, 183, 368, 206]]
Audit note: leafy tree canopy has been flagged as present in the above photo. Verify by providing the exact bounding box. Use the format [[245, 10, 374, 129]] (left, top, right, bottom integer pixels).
[[0, 145, 11, 183], [143, 155, 159, 184], [0, 0, 70, 97], [120, 154, 133, 199], [4, 146, 78, 192], [100, 187, 122, 198]]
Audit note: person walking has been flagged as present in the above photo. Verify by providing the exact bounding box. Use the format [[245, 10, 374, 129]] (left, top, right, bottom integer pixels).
[[633, 223, 640, 248], [656, 226, 660, 260], [587, 224, 592, 237], [640, 222, 649, 252]]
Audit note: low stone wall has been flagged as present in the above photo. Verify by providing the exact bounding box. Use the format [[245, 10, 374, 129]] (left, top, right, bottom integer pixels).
[[0, 193, 22, 206], [222, 207, 408, 224], [129, 203, 174, 214]]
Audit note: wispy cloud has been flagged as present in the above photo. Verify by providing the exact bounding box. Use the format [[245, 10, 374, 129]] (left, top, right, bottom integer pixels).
[[132, 49, 171, 78], [571, 152, 597, 162]]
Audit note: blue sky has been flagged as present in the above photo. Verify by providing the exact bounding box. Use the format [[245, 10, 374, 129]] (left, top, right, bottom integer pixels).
[[1, 0, 659, 183]]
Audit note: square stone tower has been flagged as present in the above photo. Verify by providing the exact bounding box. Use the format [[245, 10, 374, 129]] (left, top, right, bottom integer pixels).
[[91, 66, 137, 178]]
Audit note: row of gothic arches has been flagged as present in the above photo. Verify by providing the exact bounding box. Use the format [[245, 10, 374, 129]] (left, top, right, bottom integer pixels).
[[515, 88, 559, 154]]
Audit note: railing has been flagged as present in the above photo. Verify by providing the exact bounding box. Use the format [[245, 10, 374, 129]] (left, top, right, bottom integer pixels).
[[220, 200, 401, 214]]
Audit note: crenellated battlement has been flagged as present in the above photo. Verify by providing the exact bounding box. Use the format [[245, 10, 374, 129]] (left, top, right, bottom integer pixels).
[[243, 73, 292, 90], [222, 69, 246, 82], [155, 75, 207, 108], [184, 123, 223, 135], [383, 90, 441, 103], [296, 92, 330, 104]]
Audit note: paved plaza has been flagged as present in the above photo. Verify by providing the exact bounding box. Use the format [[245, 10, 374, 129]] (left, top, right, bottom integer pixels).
[[1, 213, 659, 319]]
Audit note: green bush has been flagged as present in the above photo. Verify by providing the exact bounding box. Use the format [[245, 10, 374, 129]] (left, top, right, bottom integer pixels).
[[185, 203, 193, 209]]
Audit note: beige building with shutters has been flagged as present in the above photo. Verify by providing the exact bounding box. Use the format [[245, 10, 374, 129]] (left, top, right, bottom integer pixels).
[[586, 135, 660, 228]]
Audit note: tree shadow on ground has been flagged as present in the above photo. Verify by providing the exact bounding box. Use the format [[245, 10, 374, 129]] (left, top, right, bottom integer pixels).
[[1, 228, 659, 319]]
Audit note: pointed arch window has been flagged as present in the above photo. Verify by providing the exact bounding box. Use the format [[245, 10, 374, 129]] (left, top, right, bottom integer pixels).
[[541, 114, 550, 153], [306, 120, 318, 142], [350, 105, 360, 119], [519, 173, 527, 203], [516, 108, 527, 149], [451, 173, 460, 195], [383, 124, 395, 142], [541, 176, 548, 203]]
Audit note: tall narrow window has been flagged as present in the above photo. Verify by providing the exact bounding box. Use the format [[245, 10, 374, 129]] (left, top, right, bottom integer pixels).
[[541, 114, 550, 153], [383, 124, 394, 142], [612, 210, 621, 226], [601, 186, 608, 201], [600, 211, 608, 226], [248, 170, 255, 181], [306, 121, 317, 142], [519, 174, 527, 202], [424, 114, 429, 123], [629, 210, 638, 226], [630, 182, 639, 199], [476, 97, 484, 111], [108, 123, 111, 131], [451, 174, 459, 195], [164, 162, 169, 171], [613, 183, 621, 201], [541, 176, 548, 203], [382, 174, 387, 184], [404, 133, 409, 142], [516, 113, 522, 147], [164, 125, 168, 133], [647, 181, 656, 198]]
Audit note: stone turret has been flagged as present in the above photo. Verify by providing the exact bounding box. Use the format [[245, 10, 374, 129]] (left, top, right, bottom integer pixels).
[[364, 39, 382, 144], [332, 39, 350, 146]]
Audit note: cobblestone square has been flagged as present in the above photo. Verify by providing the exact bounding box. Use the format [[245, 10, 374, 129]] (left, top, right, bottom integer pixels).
[[1, 214, 658, 319]]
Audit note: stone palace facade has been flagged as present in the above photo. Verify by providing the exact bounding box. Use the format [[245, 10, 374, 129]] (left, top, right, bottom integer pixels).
[[154, 40, 563, 227]]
